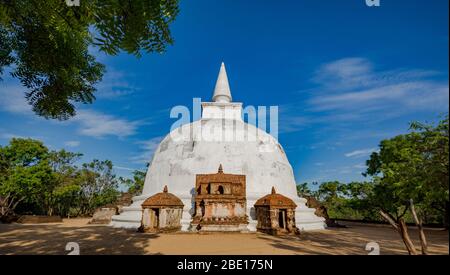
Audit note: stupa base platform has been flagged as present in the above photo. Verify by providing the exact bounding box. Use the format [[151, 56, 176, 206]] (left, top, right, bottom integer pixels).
[[110, 194, 326, 231], [191, 223, 249, 232]]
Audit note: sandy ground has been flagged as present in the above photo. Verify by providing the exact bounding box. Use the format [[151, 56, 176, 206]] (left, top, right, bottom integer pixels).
[[0, 218, 448, 255]]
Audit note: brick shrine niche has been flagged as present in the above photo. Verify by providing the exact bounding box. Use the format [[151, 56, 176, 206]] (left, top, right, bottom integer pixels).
[[191, 164, 248, 232], [254, 187, 300, 235]]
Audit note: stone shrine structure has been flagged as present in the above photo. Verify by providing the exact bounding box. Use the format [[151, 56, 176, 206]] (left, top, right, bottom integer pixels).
[[111, 62, 326, 232], [191, 164, 248, 232], [254, 187, 299, 235], [139, 186, 184, 232]]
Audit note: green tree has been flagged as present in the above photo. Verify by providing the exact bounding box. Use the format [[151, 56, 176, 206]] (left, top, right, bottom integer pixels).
[[317, 181, 338, 200], [296, 182, 312, 197], [409, 116, 449, 227], [315, 181, 364, 220], [76, 159, 119, 215], [120, 169, 146, 196], [0, 138, 53, 220], [0, 0, 179, 119], [47, 149, 83, 217], [365, 116, 449, 254], [0, 137, 125, 219], [366, 134, 425, 254], [342, 181, 375, 220]]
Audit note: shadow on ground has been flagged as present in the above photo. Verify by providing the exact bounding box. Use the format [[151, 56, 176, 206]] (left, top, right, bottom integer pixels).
[[0, 219, 448, 255], [0, 220, 159, 255], [256, 223, 449, 255]]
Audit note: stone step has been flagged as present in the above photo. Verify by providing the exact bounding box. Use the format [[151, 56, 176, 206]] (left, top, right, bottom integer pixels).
[[110, 221, 140, 229]]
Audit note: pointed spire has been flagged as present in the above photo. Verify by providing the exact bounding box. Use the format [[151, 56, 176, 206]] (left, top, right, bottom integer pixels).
[[218, 164, 223, 173], [163, 185, 168, 193], [271, 186, 276, 194], [212, 62, 232, 103]]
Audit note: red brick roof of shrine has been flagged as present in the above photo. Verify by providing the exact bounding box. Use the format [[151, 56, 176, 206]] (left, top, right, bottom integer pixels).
[[142, 186, 184, 207], [254, 187, 297, 208]]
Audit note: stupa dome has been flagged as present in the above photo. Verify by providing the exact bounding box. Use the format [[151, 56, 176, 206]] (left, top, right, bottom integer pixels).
[[110, 63, 325, 231], [141, 118, 298, 200]]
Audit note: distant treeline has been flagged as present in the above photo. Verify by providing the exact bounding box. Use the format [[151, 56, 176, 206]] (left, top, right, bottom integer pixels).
[[298, 115, 448, 227], [297, 115, 448, 255], [0, 138, 145, 222], [298, 180, 444, 226]]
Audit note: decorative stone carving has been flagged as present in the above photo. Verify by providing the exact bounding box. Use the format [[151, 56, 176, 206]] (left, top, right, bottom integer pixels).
[[254, 187, 300, 235], [139, 186, 184, 232], [191, 165, 248, 232]]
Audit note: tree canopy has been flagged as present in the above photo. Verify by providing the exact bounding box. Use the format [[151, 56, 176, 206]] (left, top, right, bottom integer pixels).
[[0, 0, 179, 119], [365, 115, 449, 226], [119, 169, 145, 196], [296, 115, 448, 254], [0, 137, 145, 220]]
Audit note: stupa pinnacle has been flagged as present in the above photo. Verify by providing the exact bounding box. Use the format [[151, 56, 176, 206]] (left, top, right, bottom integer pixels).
[[212, 62, 232, 103]]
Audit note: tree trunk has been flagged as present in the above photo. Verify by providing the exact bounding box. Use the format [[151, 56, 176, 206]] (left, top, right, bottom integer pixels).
[[398, 218, 418, 255], [379, 210, 399, 230], [379, 210, 418, 255], [410, 199, 429, 255]]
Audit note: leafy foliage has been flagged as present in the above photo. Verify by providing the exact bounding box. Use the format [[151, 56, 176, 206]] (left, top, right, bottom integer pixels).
[[0, 0, 179, 119], [119, 169, 146, 196], [76, 159, 119, 215], [0, 138, 54, 218], [0, 138, 130, 219], [298, 115, 449, 226], [296, 182, 312, 197], [365, 115, 449, 225], [298, 181, 377, 221]]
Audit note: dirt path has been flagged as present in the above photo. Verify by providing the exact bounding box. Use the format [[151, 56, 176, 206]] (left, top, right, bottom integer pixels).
[[0, 219, 448, 255]]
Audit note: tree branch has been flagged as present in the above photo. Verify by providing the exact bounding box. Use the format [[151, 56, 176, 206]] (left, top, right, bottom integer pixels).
[[379, 209, 399, 231]]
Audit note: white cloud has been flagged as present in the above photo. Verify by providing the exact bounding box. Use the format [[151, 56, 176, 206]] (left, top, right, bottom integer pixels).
[[345, 148, 378, 158], [353, 164, 367, 170], [310, 57, 448, 114], [280, 57, 448, 133], [313, 57, 441, 90], [73, 110, 140, 138], [0, 84, 32, 114], [114, 165, 137, 171], [130, 136, 165, 164], [309, 81, 448, 113], [313, 57, 374, 89], [0, 132, 25, 139], [0, 78, 143, 141], [64, 140, 80, 147], [95, 69, 139, 99]]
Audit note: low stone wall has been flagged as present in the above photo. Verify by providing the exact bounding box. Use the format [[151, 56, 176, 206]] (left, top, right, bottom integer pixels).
[[89, 208, 117, 224], [17, 215, 63, 224]]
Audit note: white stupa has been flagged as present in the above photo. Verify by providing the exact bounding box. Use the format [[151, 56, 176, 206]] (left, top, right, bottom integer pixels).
[[110, 63, 326, 231]]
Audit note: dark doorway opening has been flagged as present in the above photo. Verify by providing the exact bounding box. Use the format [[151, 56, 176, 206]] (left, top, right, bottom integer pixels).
[[152, 208, 160, 228], [279, 209, 287, 229], [200, 200, 205, 217]]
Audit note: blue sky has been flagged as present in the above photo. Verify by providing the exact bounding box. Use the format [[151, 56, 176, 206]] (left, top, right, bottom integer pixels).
[[0, 0, 448, 187]]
